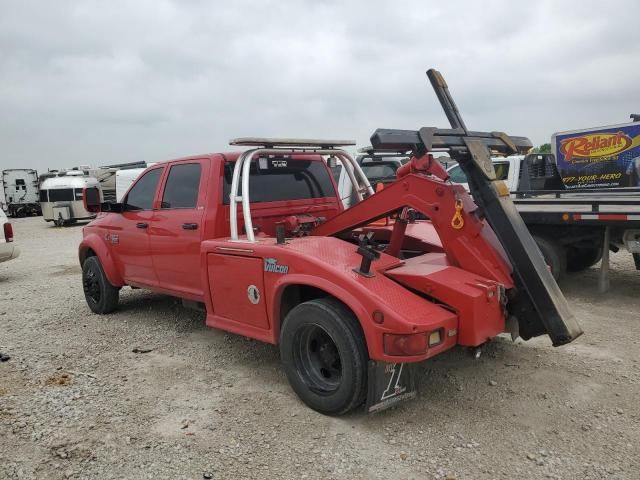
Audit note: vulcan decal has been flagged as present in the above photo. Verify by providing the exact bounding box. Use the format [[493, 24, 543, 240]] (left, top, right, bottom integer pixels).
[[264, 258, 289, 274]]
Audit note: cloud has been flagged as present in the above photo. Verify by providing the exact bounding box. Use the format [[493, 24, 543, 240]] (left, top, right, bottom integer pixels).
[[0, 0, 638, 172]]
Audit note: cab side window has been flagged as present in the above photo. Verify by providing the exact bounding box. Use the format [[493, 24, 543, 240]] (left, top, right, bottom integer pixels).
[[124, 168, 162, 211], [161, 163, 202, 209]]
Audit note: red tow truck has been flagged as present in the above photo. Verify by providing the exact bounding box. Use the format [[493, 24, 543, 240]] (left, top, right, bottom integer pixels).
[[79, 70, 582, 415]]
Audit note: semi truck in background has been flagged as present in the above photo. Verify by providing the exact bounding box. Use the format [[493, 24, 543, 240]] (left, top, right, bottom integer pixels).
[[2, 169, 41, 217]]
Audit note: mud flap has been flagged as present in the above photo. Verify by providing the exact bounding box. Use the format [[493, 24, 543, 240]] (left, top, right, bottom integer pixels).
[[365, 361, 417, 413]]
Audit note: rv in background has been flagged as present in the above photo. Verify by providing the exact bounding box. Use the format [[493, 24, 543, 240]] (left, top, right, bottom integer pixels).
[[2, 169, 41, 217], [40, 171, 102, 226]]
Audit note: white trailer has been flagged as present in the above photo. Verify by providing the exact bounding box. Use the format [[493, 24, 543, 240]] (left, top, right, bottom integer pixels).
[[2, 169, 41, 217], [40, 172, 102, 226]]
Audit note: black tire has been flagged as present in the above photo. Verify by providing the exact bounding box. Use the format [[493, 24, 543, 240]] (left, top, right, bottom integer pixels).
[[82, 256, 119, 314], [533, 235, 566, 281], [567, 246, 602, 273], [280, 298, 368, 416]]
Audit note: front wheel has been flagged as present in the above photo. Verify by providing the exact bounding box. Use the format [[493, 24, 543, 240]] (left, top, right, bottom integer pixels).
[[280, 298, 368, 416], [82, 256, 119, 314]]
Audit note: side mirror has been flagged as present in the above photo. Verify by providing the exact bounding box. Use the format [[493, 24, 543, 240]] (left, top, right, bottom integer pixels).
[[83, 187, 102, 213]]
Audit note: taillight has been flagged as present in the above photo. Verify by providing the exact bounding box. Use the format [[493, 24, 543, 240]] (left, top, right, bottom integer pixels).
[[383, 332, 428, 356], [3, 223, 13, 242]]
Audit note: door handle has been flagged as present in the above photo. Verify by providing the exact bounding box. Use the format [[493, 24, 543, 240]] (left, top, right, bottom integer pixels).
[[136, 222, 148, 229], [182, 223, 198, 230]]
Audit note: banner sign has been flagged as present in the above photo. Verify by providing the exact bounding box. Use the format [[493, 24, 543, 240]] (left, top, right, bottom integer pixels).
[[553, 122, 640, 188]]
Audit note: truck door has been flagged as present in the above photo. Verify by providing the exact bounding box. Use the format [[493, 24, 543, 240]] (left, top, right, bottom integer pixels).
[[150, 161, 207, 299], [112, 167, 164, 286]]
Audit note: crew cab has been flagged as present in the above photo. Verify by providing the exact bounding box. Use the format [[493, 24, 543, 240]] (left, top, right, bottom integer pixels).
[[79, 70, 581, 415], [0, 209, 19, 263]]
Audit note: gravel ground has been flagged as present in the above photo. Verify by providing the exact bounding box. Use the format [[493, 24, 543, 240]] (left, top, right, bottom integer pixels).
[[1, 217, 639, 480]]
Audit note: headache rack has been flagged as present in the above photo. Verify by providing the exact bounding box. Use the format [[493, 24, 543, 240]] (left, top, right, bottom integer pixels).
[[227, 138, 374, 242]]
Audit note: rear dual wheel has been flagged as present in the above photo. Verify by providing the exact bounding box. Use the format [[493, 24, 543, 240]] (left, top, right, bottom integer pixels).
[[280, 298, 368, 416], [534, 236, 602, 280], [567, 246, 602, 273]]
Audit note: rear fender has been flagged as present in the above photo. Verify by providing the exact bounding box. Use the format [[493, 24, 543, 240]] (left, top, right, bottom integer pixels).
[[270, 274, 373, 354], [79, 233, 124, 286], [269, 272, 458, 363]]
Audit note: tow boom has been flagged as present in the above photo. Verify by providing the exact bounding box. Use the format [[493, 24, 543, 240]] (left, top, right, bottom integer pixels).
[[316, 69, 582, 346]]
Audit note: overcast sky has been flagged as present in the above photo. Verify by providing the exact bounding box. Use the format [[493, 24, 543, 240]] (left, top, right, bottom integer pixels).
[[1, 0, 639, 172]]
